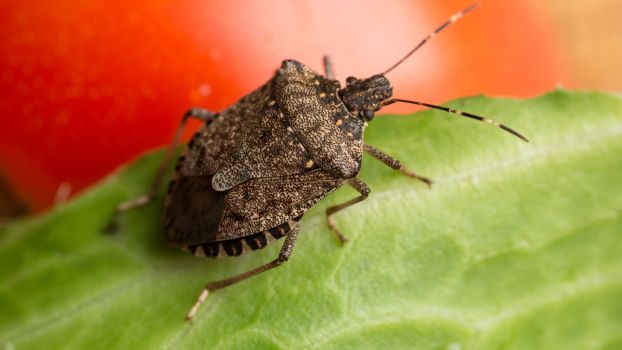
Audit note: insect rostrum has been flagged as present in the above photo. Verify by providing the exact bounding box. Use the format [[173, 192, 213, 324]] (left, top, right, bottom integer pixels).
[[111, 3, 528, 321]]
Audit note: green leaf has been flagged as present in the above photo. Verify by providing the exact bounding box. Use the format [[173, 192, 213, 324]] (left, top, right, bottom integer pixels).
[[2, 90, 621, 350]]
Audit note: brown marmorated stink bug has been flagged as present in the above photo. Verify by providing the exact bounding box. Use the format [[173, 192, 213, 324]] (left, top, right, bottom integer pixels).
[[110, 3, 528, 320]]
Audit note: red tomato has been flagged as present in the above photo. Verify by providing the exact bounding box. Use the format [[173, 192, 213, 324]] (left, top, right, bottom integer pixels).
[[0, 0, 565, 212]]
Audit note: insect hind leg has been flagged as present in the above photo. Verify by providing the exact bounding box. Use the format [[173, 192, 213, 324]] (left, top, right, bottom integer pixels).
[[185, 223, 300, 321], [105, 107, 217, 233]]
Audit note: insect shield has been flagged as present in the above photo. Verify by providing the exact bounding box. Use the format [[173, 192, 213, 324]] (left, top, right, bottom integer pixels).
[[110, 2, 528, 321]]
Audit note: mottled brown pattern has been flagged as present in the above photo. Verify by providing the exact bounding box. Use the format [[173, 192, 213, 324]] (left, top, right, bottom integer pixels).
[[212, 98, 311, 191], [275, 60, 366, 179], [216, 170, 344, 240], [164, 59, 387, 252], [181, 81, 273, 177]]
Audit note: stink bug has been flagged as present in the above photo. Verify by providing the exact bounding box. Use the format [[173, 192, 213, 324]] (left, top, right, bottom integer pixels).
[[110, 3, 528, 320]]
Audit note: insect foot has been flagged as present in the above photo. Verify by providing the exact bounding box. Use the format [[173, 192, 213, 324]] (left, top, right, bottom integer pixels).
[[185, 225, 299, 321]]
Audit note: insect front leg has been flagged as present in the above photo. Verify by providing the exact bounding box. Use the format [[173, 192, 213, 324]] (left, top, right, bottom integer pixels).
[[186, 224, 300, 321], [106, 108, 217, 232], [326, 178, 370, 245], [323, 55, 335, 79], [364, 144, 433, 187]]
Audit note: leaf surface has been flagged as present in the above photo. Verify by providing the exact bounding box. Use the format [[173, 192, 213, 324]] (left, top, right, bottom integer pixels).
[[1, 90, 621, 349]]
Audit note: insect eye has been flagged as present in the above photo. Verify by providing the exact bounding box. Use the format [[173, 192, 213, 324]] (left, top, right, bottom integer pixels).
[[346, 76, 357, 85], [362, 109, 374, 120]]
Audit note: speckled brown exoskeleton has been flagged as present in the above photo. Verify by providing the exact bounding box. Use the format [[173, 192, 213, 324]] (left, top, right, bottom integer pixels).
[[110, 3, 528, 320]]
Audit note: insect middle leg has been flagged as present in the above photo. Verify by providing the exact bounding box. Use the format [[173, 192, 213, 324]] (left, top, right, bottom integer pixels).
[[364, 144, 433, 187], [326, 178, 370, 245], [186, 224, 300, 321], [323, 55, 335, 79], [107, 108, 217, 231]]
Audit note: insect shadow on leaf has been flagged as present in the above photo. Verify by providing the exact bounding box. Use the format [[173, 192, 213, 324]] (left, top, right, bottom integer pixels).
[[108, 2, 528, 321]]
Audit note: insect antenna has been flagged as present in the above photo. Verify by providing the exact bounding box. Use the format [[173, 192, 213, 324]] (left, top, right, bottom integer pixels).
[[382, 98, 530, 142], [382, 2, 479, 76]]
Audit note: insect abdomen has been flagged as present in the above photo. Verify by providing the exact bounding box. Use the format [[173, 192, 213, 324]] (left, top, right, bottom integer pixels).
[[184, 216, 302, 258]]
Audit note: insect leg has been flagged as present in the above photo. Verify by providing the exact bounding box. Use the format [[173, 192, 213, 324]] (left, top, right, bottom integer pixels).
[[106, 108, 217, 232], [364, 144, 433, 187], [185, 224, 300, 321], [148, 108, 218, 197], [325, 178, 370, 245], [323, 55, 335, 79]]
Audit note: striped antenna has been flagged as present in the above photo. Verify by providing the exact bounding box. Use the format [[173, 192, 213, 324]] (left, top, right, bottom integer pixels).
[[382, 98, 530, 142], [382, 3, 479, 75]]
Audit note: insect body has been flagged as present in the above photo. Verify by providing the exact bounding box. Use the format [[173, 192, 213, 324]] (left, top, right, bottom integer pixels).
[[111, 3, 528, 321]]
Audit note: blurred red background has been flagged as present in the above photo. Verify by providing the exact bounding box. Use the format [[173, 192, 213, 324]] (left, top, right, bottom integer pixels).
[[0, 0, 619, 214]]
